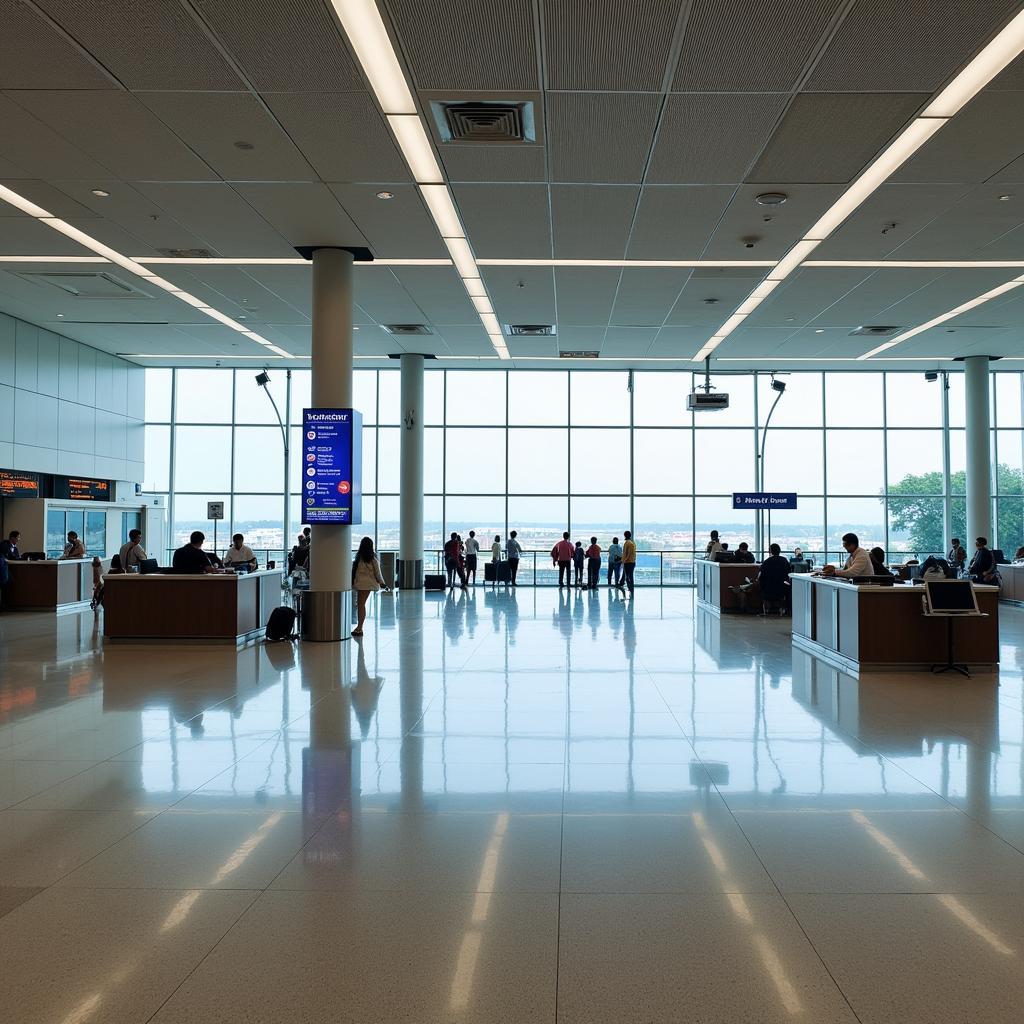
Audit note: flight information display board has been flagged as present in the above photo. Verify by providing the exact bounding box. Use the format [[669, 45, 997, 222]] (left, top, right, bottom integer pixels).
[[301, 408, 362, 524], [0, 469, 40, 498], [53, 476, 111, 501]]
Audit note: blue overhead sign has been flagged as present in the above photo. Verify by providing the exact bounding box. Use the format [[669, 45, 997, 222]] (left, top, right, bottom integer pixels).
[[302, 408, 362, 524], [732, 492, 797, 510]]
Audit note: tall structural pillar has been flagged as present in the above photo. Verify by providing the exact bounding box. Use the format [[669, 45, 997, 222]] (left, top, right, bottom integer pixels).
[[398, 353, 424, 589], [304, 247, 354, 641], [964, 355, 992, 548]]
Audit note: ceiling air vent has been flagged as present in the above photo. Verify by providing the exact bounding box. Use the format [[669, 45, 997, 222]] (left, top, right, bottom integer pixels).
[[559, 350, 599, 359], [156, 247, 216, 259], [14, 272, 151, 298], [383, 324, 434, 336], [506, 324, 555, 336], [849, 325, 904, 337], [430, 100, 536, 143]]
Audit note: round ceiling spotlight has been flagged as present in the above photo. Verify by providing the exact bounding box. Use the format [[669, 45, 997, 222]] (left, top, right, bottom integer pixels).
[[233, 140, 255, 150], [91, 188, 110, 198], [814, 328, 825, 334], [56, 312, 65, 318], [375, 191, 395, 200], [755, 192, 788, 207], [998, 193, 1012, 201]]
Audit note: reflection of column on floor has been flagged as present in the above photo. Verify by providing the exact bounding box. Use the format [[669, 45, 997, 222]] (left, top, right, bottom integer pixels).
[[966, 738, 993, 822], [400, 590, 425, 812]]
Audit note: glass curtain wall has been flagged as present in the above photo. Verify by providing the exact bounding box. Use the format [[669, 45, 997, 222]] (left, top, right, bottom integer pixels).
[[143, 368, 1024, 575]]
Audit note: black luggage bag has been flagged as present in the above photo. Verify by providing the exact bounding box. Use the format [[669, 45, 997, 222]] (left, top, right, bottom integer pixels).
[[265, 605, 297, 642]]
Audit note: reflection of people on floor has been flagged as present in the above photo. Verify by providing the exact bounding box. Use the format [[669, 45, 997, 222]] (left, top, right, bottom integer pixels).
[[553, 587, 573, 639], [587, 588, 602, 638], [487, 588, 519, 642], [443, 587, 466, 643], [607, 586, 625, 639], [622, 599, 636, 661], [573, 589, 585, 629], [463, 586, 478, 639], [173, 706, 205, 738], [351, 640, 385, 738]]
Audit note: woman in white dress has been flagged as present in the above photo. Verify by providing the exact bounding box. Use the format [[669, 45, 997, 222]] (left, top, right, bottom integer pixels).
[[351, 536, 388, 637]]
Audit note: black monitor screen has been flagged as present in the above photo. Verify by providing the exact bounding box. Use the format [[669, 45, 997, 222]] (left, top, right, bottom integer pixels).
[[926, 580, 977, 611]]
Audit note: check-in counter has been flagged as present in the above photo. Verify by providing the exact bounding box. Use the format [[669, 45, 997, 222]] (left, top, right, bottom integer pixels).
[[3, 558, 93, 610], [791, 573, 999, 673], [1000, 563, 1024, 605], [102, 569, 283, 645], [695, 558, 758, 613]]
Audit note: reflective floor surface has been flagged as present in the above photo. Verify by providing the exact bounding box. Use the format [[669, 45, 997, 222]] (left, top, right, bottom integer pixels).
[[2, 587, 1024, 1022]]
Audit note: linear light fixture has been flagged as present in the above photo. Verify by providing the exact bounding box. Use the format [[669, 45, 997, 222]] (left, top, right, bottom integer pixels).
[[386, 115, 444, 184], [117, 353, 284, 359], [462, 277, 487, 297], [418, 184, 464, 238], [0, 255, 111, 263], [766, 239, 823, 282], [470, 295, 493, 315], [444, 236, 478, 279], [476, 258, 777, 267]]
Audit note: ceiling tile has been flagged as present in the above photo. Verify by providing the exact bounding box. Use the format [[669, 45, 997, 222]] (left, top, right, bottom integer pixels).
[[554, 268, 622, 324], [440, 144, 547, 183], [453, 184, 551, 258], [666, 269, 768, 326], [232, 183, 366, 248], [481, 266, 556, 324], [551, 185, 639, 258], [329, 184, 445, 259], [610, 268, 690, 326], [390, 267, 478, 324], [600, 326, 659, 358], [627, 186, 734, 259]]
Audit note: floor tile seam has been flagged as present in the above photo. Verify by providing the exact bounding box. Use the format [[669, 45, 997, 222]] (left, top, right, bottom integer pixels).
[[3, 759, 109, 812]]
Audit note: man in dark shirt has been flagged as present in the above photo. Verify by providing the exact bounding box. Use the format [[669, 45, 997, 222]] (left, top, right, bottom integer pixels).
[[757, 543, 791, 610], [968, 536, 995, 581], [172, 531, 215, 573], [735, 542, 756, 564], [0, 531, 21, 560]]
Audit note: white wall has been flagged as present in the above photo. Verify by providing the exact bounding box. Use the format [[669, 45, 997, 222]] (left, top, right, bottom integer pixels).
[[0, 311, 144, 480]]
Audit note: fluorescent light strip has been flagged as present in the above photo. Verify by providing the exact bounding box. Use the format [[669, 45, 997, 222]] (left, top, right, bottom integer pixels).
[[806, 260, 1024, 268], [0, 184, 53, 218], [328, 0, 416, 114], [476, 258, 777, 267], [923, 7, 1024, 117], [387, 115, 444, 184], [444, 236, 478, 279], [462, 277, 487, 297], [470, 295, 494, 315], [767, 238, 823, 282], [419, 184, 464, 238], [118, 353, 284, 359], [0, 255, 110, 263], [859, 278, 1024, 359]]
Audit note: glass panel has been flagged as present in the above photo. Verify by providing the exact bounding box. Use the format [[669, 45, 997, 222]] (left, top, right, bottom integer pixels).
[[174, 369, 233, 423], [633, 372, 691, 427], [425, 427, 443, 493], [826, 430, 884, 494], [996, 430, 1023, 484], [764, 497, 824, 562], [634, 497, 693, 550], [445, 497, 505, 548], [445, 370, 506, 424], [144, 368, 172, 422], [46, 509, 64, 558], [947, 371, 965, 428], [570, 371, 629, 426], [887, 430, 943, 492], [445, 427, 506, 493], [762, 429, 823, 494], [355, 370, 377, 424], [235, 369, 286, 424], [143, 425, 170, 492], [707, 374, 754, 427], [172, 495, 231, 552], [65, 511, 84, 549], [375, 496, 398, 550], [634, 428, 692, 494], [570, 429, 629, 493], [424, 496, 443, 558], [694, 429, 754, 493], [173, 426, 232, 491], [233, 427, 284, 492], [232, 495, 285, 559], [949, 430, 965, 492], [507, 496, 569, 556], [823, 373, 883, 427], [289, 370, 310, 422], [825, 498, 885, 564], [996, 372, 1022, 428], [376, 427, 399, 492], [886, 373, 942, 427], [996, 497, 1023, 556], [888, 496, 944, 559], [121, 511, 142, 539], [508, 371, 568, 425], [424, 371, 444, 425], [85, 511, 105, 554], [570, 496, 630, 543], [757, 372, 822, 427], [379, 370, 400, 424], [355, 495, 377, 550], [694, 498, 754, 551], [508, 428, 567, 494], [361, 427, 377, 494]]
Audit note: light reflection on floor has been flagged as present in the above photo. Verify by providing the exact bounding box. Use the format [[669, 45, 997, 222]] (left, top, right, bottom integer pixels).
[[2, 587, 1024, 1022]]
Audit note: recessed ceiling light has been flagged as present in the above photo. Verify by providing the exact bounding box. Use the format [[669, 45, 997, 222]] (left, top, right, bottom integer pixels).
[[999, 194, 1012, 201], [91, 189, 110, 198], [233, 141, 254, 150], [814, 328, 825, 333], [56, 312, 64, 318], [755, 192, 788, 206], [376, 191, 395, 200]]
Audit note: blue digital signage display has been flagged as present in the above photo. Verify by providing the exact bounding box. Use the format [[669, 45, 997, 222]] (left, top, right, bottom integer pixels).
[[302, 408, 362, 524]]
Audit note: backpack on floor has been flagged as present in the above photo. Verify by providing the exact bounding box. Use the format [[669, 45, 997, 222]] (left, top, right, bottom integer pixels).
[[265, 605, 297, 642]]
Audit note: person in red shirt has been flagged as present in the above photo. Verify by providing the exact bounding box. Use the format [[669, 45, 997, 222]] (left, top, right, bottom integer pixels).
[[585, 538, 602, 590], [551, 531, 574, 587]]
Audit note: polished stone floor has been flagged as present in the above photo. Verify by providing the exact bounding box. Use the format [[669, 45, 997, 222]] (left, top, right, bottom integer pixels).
[[2, 587, 1024, 1022]]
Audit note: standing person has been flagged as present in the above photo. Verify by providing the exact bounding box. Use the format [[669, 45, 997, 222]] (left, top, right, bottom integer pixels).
[[118, 529, 147, 572], [948, 537, 967, 573], [585, 537, 602, 590], [351, 536, 389, 637], [464, 530, 480, 586], [491, 534, 502, 562], [444, 532, 460, 589], [0, 530, 21, 560], [607, 536, 623, 588], [506, 530, 522, 586], [705, 530, 723, 558], [619, 530, 637, 594], [60, 531, 85, 559], [552, 532, 574, 587], [573, 541, 585, 586], [223, 533, 258, 572]]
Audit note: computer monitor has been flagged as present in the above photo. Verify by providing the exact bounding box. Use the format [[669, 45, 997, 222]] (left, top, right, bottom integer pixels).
[[925, 579, 979, 614], [138, 559, 159, 574]]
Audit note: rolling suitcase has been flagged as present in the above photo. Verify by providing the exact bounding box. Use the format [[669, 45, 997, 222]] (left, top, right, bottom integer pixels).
[[484, 561, 497, 583], [496, 560, 511, 582], [425, 574, 447, 591]]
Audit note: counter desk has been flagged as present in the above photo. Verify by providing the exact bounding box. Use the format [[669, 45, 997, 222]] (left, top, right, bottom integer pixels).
[[102, 569, 284, 645], [3, 558, 93, 610], [695, 558, 759, 614], [791, 573, 999, 674], [1000, 563, 1024, 605]]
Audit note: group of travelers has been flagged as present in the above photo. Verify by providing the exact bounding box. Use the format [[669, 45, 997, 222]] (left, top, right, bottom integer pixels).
[[550, 531, 638, 592], [443, 530, 523, 589]]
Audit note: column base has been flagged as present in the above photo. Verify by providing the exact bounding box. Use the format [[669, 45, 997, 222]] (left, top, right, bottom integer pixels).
[[301, 590, 352, 642], [398, 559, 423, 590]]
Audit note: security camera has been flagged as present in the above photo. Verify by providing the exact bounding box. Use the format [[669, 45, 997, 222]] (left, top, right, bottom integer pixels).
[[924, 371, 939, 382]]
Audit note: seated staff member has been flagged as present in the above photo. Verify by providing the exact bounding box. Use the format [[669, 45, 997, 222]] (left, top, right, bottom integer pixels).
[[0, 530, 21, 560], [735, 542, 755, 564], [60, 531, 86, 559], [705, 530, 723, 558], [223, 533, 258, 572], [118, 529, 147, 572], [869, 547, 894, 576], [821, 532, 873, 578], [757, 543, 791, 610], [172, 531, 217, 573], [968, 536, 996, 581], [948, 537, 967, 571]]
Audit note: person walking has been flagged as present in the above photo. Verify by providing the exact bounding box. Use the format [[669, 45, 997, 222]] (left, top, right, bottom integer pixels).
[[585, 537, 602, 590], [573, 541, 585, 587], [351, 535, 389, 637], [607, 536, 623, 588], [506, 530, 522, 586], [619, 530, 637, 594], [552, 532, 574, 587], [464, 530, 480, 586]]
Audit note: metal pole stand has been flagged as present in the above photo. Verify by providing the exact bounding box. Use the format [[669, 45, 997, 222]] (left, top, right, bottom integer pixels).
[[931, 617, 970, 678]]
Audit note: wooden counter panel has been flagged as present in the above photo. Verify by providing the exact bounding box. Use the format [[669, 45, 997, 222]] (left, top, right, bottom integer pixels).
[[696, 560, 758, 611], [236, 575, 258, 636], [6, 565, 59, 607], [104, 578, 239, 639]]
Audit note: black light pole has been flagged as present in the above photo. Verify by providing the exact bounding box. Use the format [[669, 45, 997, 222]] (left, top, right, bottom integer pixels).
[[757, 376, 786, 557], [256, 369, 290, 565]]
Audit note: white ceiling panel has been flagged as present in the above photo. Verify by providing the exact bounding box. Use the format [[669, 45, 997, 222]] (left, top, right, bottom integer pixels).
[[554, 268, 623, 324], [600, 326, 659, 358], [506, 335, 558, 358], [481, 267, 556, 324], [898, 326, 1015, 358], [666, 269, 768, 326], [746, 267, 873, 328], [0, 94, 111, 179], [452, 184, 551, 258], [0, 217, 95, 256], [627, 186, 735, 260], [440, 143, 547, 184], [232, 183, 366, 249], [0, 179, 96, 221], [391, 267, 478, 324], [551, 186, 639, 259], [433, 325, 493, 356], [328, 184, 445, 258], [349, 267, 423, 324], [647, 325, 714, 357], [610, 269, 690, 327]]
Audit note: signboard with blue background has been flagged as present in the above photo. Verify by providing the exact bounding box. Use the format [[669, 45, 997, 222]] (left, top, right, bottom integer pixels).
[[302, 408, 362, 524], [732, 492, 798, 510]]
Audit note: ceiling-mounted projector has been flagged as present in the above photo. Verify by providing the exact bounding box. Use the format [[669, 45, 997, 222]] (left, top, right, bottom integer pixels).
[[687, 391, 730, 411]]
